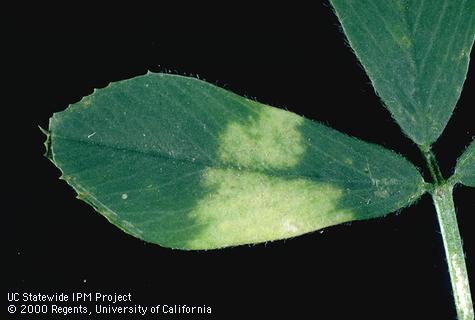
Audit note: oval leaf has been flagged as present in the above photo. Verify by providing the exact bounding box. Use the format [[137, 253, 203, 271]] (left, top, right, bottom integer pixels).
[[46, 73, 425, 249], [330, 0, 475, 147], [454, 139, 475, 187]]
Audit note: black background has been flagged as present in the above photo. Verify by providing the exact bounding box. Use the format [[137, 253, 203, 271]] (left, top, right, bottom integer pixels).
[[6, 3, 475, 319]]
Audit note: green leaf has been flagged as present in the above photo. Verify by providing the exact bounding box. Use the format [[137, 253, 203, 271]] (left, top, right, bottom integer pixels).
[[330, 0, 475, 147], [454, 139, 475, 187], [45, 73, 425, 249]]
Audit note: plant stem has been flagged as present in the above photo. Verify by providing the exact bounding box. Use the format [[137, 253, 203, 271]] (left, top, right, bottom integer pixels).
[[432, 184, 474, 320], [421, 147, 444, 185]]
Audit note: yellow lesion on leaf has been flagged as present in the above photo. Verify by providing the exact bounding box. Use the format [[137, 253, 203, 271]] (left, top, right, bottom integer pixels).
[[398, 35, 411, 49], [457, 49, 468, 61], [80, 96, 93, 107], [387, 22, 411, 50], [394, 0, 407, 12], [182, 103, 354, 249], [185, 168, 353, 249], [218, 105, 305, 169]]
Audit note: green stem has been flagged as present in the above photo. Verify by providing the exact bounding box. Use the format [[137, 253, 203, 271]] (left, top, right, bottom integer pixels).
[[421, 147, 444, 185], [432, 184, 474, 320]]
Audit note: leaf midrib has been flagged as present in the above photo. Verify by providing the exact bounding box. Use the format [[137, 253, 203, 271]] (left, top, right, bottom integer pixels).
[[51, 133, 419, 188]]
